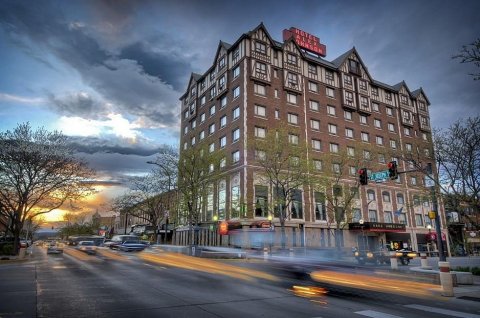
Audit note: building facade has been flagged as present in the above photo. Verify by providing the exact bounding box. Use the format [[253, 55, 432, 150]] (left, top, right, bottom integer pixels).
[[179, 23, 447, 253]]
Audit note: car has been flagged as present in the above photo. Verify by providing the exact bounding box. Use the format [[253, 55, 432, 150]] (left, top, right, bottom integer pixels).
[[47, 243, 64, 254], [118, 240, 146, 252], [77, 241, 97, 255], [109, 235, 140, 250]]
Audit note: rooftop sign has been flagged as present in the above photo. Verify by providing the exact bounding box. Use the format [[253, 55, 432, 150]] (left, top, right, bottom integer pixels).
[[283, 27, 327, 57]]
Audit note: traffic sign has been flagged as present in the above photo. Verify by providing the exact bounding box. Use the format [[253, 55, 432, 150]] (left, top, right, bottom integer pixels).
[[369, 169, 389, 182]]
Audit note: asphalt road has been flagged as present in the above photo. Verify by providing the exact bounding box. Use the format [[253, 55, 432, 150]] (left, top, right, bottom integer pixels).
[[1, 246, 480, 318]]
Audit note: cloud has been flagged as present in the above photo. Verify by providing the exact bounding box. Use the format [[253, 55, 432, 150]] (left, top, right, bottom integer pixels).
[[47, 91, 111, 120], [0, 92, 45, 104], [67, 135, 168, 156]]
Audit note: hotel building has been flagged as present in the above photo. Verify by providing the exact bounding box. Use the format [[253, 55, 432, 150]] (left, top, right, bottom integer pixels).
[[179, 23, 447, 253]]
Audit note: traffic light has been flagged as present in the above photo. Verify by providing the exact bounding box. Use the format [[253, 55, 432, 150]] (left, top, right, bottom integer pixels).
[[358, 168, 368, 185], [388, 161, 398, 180]]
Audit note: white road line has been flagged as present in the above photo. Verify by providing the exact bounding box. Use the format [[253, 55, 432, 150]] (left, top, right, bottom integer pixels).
[[355, 310, 404, 318], [404, 304, 480, 318]]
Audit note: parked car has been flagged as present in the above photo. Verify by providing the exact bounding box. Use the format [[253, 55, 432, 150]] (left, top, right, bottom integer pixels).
[[109, 235, 140, 250], [118, 241, 146, 252], [77, 241, 97, 255]]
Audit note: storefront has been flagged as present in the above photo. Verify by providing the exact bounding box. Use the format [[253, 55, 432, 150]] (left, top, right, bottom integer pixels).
[[349, 222, 407, 251]]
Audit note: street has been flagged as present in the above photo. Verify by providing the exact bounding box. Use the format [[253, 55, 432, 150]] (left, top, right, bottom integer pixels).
[[1, 246, 480, 318]]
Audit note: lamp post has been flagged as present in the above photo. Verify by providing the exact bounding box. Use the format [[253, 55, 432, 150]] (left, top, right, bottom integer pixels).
[[213, 215, 218, 246], [359, 219, 367, 250], [268, 214, 273, 254], [427, 224, 432, 256]]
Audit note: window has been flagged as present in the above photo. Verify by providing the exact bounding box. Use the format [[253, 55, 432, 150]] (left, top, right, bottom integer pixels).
[[220, 115, 227, 128], [422, 133, 428, 141], [413, 195, 420, 206], [200, 113, 206, 123], [220, 157, 226, 168], [378, 153, 386, 163], [183, 126, 188, 135], [218, 75, 226, 91], [309, 81, 318, 93], [360, 96, 369, 110], [210, 86, 216, 99], [345, 91, 354, 106], [312, 139, 321, 150], [361, 132, 369, 142], [406, 143, 412, 152], [382, 191, 391, 202], [367, 189, 376, 201], [388, 123, 395, 132], [255, 41, 266, 54], [311, 119, 320, 130], [328, 124, 337, 135], [274, 89, 279, 98], [233, 66, 240, 78], [255, 149, 266, 160], [309, 100, 319, 111], [275, 109, 279, 119], [232, 150, 240, 163], [349, 59, 360, 74], [233, 86, 240, 99], [374, 119, 381, 128], [254, 126, 266, 138], [209, 123, 215, 135], [349, 166, 357, 176], [345, 128, 354, 138], [411, 176, 417, 185], [219, 136, 226, 148], [352, 208, 361, 222], [254, 185, 268, 218], [359, 80, 367, 90], [200, 95, 206, 106], [344, 110, 352, 120], [255, 62, 267, 77], [398, 213, 407, 225], [415, 214, 423, 227], [325, 70, 334, 81], [371, 87, 379, 96], [327, 105, 336, 116], [400, 94, 409, 105], [344, 75, 352, 85], [396, 193, 404, 204], [183, 142, 187, 150], [368, 210, 377, 222], [218, 56, 226, 69], [255, 105, 266, 117], [385, 91, 392, 101], [233, 106, 240, 120], [221, 95, 227, 108], [209, 142, 215, 153], [329, 143, 339, 153], [390, 139, 397, 149], [287, 53, 297, 65], [384, 211, 393, 223], [360, 115, 367, 124], [314, 192, 326, 221], [254, 83, 266, 96], [288, 113, 299, 125], [404, 127, 411, 136], [313, 160, 323, 170], [347, 146, 355, 157], [274, 69, 278, 78], [287, 93, 297, 104], [232, 128, 240, 142], [386, 107, 393, 116], [191, 136, 196, 145], [363, 150, 371, 160], [209, 105, 216, 116], [291, 189, 303, 219], [332, 163, 341, 174], [289, 134, 299, 145], [308, 64, 317, 75], [376, 136, 384, 145], [371, 102, 379, 112], [199, 130, 205, 140], [326, 87, 335, 98], [418, 101, 426, 111]]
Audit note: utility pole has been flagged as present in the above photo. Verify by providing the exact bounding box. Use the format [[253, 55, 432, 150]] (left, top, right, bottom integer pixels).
[[426, 163, 446, 261]]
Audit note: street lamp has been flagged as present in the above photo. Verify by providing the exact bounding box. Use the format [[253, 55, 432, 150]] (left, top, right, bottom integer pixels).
[[359, 219, 367, 250], [267, 214, 273, 253], [213, 215, 218, 246]]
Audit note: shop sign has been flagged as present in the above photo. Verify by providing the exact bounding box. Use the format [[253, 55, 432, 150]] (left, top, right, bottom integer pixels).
[[348, 222, 406, 232]]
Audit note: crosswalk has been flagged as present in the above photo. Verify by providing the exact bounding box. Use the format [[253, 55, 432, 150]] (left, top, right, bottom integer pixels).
[[354, 304, 480, 318]]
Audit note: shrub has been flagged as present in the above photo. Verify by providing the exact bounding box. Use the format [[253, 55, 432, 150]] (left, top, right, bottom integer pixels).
[[453, 266, 480, 276]]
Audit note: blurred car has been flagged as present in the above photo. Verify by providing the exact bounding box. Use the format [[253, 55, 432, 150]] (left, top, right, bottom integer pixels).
[[47, 241, 64, 254], [77, 241, 97, 255], [118, 241, 146, 252], [109, 235, 140, 250]]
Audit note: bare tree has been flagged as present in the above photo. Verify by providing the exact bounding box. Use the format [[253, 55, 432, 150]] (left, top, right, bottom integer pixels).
[[309, 145, 377, 251], [0, 123, 95, 254], [453, 39, 480, 80], [250, 127, 311, 249]]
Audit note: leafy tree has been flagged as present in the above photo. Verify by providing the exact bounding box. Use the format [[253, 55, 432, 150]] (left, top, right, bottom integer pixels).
[[0, 123, 95, 254], [453, 39, 480, 80], [250, 127, 311, 249]]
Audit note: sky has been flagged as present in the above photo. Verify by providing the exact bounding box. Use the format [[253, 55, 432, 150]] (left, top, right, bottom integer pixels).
[[0, 0, 479, 221]]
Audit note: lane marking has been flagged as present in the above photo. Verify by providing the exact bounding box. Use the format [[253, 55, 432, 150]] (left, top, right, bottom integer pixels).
[[355, 310, 404, 318], [404, 304, 480, 318]]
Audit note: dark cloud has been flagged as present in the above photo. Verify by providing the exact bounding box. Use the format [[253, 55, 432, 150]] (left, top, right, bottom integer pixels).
[[47, 92, 110, 120], [67, 136, 170, 156]]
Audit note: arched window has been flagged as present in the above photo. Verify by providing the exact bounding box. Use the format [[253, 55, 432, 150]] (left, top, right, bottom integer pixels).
[[396, 193, 404, 205], [382, 191, 391, 202], [367, 189, 376, 201]]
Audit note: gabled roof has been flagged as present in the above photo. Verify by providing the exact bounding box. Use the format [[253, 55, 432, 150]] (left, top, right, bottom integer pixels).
[[248, 22, 277, 47], [212, 40, 232, 64], [372, 80, 395, 91], [330, 47, 373, 82], [411, 87, 431, 105], [392, 80, 413, 96], [179, 72, 202, 100]]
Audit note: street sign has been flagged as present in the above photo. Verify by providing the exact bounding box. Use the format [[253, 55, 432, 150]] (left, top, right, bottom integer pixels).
[[369, 169, 389, 182]]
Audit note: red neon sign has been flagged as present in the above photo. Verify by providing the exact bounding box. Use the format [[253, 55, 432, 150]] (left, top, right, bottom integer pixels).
[[283, 27, 327, 57]]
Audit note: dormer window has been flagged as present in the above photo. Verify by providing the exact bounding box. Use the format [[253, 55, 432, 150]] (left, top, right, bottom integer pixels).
[[385, 91, 392, 101], [348, 59, 360, 75], [419, 101, 426, 111], [218, 56, 226, 69], [287, 53, 297, 66], [255, 41, 266, 54], [400, 94, 409, 105]]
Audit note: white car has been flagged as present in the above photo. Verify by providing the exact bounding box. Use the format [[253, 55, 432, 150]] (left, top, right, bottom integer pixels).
[[77, 241, 97, 255]]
